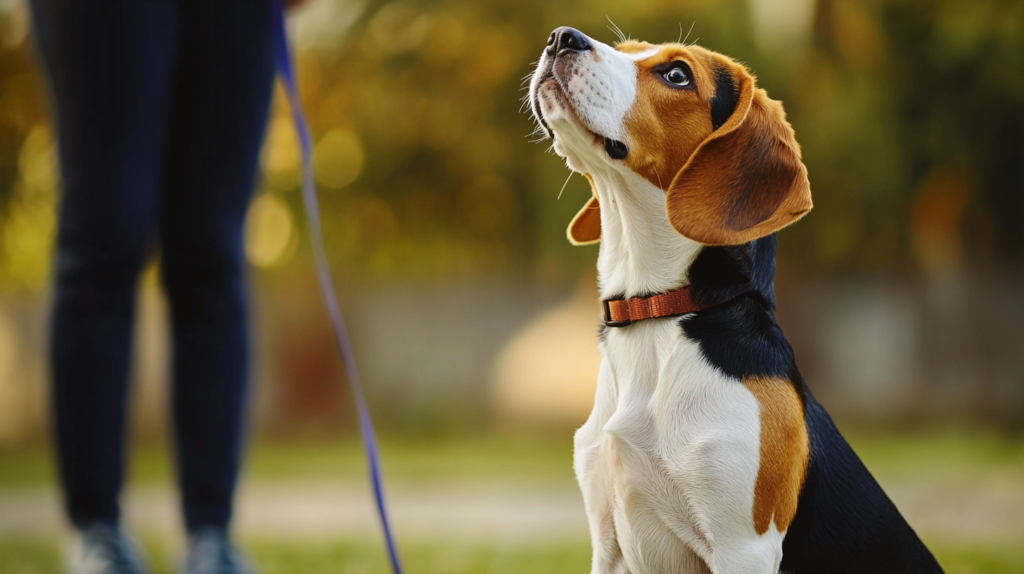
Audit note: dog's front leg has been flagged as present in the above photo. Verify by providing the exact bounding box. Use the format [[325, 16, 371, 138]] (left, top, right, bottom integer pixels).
[[575, 361, 629, 574], [574, 436, 629, 574], [586, 508, 628, 574]]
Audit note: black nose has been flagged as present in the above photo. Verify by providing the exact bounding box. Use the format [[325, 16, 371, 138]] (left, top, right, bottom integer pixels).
[[546, 27, 592, 56]]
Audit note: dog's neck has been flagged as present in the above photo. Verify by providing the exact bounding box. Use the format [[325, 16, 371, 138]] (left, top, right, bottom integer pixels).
[[588, 168, 778, 308], [589, 170, 703, 300]]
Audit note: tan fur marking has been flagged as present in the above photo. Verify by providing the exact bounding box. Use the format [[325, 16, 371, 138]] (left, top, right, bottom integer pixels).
[[568, 173, 601, 245], [743, 376, 809, 535], [615, 40, 654, 54], [622, 45, 717, 190]]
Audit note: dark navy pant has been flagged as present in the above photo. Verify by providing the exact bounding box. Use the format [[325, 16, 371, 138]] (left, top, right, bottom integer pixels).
[[30, 0, 275, 530]]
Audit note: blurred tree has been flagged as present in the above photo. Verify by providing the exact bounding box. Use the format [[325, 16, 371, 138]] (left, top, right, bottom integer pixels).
[[787, 0, 1024, 274], [1, 0, 1023, 291]]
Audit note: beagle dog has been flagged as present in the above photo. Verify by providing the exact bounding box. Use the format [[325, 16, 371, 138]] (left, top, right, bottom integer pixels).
[[528, 27, 944, 574]]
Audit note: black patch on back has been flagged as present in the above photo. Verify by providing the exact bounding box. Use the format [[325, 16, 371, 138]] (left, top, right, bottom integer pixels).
[[685, 237, 778, 306], [709, 64, 738, 131], [680, 295, 795, 380], [680, 236, 793, 380], [780, 388, 945, 573]]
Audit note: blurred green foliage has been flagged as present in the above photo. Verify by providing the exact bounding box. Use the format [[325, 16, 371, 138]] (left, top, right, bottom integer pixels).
[[0, 0, 1023, 291]]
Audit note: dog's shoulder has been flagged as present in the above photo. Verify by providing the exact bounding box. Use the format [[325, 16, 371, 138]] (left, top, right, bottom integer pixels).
[[742, 375, 809, 536]]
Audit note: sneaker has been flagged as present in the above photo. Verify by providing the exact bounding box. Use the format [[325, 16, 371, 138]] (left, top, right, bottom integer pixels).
[[183, 527, 254, 574], [69, 524, 147, 574]]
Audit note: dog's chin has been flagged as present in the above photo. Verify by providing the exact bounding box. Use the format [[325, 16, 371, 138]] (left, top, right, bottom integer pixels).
[[536, 80, 630, 167], [553, 125, 628, 171], [536, 81, 619, 164]]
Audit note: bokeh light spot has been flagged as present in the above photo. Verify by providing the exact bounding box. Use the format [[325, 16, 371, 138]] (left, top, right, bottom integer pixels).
[[18, 124, 57, 192], [313, 128, 365, 189], [245, 193, 296, 269], [263, 115, 302, 189]]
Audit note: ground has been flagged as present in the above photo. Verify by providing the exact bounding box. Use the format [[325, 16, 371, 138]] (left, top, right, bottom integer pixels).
[[1, 431, 1022, 573]]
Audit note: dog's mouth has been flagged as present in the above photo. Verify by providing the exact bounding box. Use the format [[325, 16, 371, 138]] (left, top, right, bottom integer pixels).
[[530, 70, 556, 140], [532, 70, 629, 161], [603, 137, 628, 159]]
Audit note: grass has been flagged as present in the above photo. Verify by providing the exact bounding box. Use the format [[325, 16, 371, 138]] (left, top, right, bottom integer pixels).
[[2, 536, 1023, 574], [0, 435, 579, 489], [2, 429, 1023, 572], [844, 429, 1024, 481], [2, 428, 1023, 489], [1, 537, 592, 574]]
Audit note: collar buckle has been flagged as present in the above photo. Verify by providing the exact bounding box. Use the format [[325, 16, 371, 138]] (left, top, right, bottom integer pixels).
[[603, 299, 632, 328]]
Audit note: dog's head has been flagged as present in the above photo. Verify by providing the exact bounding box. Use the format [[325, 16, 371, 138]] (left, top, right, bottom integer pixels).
[[528, 27, 811, 246]]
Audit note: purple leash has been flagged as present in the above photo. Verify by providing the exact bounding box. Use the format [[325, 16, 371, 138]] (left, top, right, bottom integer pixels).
[[268, 2, 404, 573]]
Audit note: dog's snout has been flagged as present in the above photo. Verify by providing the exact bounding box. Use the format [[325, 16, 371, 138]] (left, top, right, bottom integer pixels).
[[546, 27, 592, 56]]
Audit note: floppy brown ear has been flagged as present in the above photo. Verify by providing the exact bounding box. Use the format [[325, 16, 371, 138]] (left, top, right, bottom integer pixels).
[[665, 64, 811, 245], [568, 196, 600, 245], [567, 174, 601, 245]]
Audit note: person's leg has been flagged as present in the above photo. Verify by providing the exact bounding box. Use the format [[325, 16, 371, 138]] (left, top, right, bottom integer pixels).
[[29, 0, 179, 529], [159, 0, 274, 532]]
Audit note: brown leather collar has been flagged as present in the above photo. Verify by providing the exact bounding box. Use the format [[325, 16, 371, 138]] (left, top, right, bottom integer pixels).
[[602, 285, 744, 327]]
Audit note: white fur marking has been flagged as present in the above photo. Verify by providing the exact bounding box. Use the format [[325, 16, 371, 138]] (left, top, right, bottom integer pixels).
[[625, 48, 659, 61]]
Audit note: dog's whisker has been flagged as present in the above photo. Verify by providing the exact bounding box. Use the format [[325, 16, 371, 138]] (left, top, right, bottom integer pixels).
[[681, 21, 695, 45], [607, 25, 622, 44], [606, 16, 627, 44], [526, 124, 548, 137], [556, 172, 574, 200]]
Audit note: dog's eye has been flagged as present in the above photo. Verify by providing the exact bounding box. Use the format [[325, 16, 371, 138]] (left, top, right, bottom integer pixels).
[[662, 66, 690, 86]]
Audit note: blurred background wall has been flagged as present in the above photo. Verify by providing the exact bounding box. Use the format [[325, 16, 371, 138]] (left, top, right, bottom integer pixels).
[[0, 0, 1022, 446]]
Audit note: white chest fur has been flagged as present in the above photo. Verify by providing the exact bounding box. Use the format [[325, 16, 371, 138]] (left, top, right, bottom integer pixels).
[[574, 317, 786, 574]]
